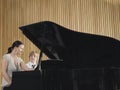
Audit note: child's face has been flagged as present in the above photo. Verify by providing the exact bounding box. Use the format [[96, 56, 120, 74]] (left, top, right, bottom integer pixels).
[[30, 54, 37, 62]]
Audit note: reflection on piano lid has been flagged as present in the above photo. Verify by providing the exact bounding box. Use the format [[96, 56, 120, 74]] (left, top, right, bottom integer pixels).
[[19, 21, 120, 68]]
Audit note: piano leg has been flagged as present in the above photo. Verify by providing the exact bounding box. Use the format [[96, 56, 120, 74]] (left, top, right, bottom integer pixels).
[[102, 68, 118, 90]]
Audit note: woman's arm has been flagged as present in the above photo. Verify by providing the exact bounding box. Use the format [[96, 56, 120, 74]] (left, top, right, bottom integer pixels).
[[2, 58, 12, 85], [20, 62, 33, 71]]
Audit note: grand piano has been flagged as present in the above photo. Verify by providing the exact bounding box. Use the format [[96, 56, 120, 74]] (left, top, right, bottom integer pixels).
[[4, 21, 120, 90]]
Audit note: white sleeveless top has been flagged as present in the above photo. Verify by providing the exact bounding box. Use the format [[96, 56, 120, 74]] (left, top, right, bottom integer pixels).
[[2, 54, 23, 87]]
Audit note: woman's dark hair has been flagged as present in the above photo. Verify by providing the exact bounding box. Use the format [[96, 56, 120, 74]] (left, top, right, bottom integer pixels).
[[7, 40, 23, 53]]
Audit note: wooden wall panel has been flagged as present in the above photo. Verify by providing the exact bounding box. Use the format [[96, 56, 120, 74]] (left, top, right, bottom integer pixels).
[[0, 0, 3, 89], [0, 0, 120, 89]]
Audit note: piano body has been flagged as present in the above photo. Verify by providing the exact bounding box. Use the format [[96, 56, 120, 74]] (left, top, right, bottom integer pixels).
[[4, 21, 120, 90]]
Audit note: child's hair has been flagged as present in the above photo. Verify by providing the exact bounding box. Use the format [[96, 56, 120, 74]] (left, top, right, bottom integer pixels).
[[29, 51, 38, 57]]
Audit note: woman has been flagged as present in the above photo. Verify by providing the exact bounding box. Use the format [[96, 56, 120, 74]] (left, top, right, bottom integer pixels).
[[2, 40, 31, 88]]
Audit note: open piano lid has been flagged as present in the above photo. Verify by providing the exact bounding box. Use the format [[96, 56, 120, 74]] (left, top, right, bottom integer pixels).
[[19, 21, 65, 60], [19, 21, 120, 68]]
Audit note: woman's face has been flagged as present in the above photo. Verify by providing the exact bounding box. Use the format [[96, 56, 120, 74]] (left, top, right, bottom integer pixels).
[[17, 44, 24, 55]]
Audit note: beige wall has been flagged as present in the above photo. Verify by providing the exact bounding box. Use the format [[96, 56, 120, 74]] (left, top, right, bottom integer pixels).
[[0, 0, 120, 89], [0, 0, 3, 89]]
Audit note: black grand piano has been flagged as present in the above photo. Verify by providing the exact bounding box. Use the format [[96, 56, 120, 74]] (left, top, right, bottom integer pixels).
[[4, 21, 120, 90]]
